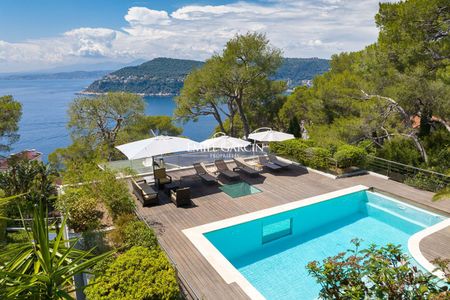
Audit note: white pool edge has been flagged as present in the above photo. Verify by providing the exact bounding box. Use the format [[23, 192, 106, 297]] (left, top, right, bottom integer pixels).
[[183, 185, 368, 300], [408, 218, 450, 280]]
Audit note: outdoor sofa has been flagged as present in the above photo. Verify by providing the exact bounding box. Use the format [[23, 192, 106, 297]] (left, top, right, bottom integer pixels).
[[131, 178, 158, 206]]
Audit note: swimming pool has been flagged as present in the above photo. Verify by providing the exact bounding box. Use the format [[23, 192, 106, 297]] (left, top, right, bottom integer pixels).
[[183, 186, 447, 300]]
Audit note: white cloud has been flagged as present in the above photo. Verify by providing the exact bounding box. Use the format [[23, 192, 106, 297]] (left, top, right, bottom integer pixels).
[[125, 7, 170, 26], [0, 0, 387, 72], [64, 28, 118, 57]]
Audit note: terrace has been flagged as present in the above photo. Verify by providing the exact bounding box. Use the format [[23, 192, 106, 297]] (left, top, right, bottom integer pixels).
[[130, 158, 450, 299]]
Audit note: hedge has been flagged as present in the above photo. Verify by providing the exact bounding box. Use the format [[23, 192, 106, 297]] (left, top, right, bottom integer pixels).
[[270, 139, 332, 170], [304, 147, 332, 170], [333, 145, 367, 169], [269, 139, 315, 165]]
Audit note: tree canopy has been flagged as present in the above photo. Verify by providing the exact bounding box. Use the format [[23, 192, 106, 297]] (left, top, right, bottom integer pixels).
[[67, 92, 145, 161], [176, 32, 286, 137], [0, 95, 22, 153], [50, 92, 182, 169], [277, 0, 449, 173]]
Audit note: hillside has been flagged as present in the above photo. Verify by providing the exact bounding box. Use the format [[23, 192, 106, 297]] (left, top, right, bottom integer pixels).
[[276, 58, 330, 87], [85, 57, 329, 95]]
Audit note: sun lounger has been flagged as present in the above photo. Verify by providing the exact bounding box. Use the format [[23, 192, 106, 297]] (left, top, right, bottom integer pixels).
[[268, 154, 292, 168], [233, 158, 260, 176], [258, 156, 282, 171], [193, 163, 218, 184], [131, 178, 158, 206], [214, 159, 240, 180]]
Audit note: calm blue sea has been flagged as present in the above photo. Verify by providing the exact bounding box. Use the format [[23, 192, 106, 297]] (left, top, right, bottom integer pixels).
[[0, 78, 218, 160]]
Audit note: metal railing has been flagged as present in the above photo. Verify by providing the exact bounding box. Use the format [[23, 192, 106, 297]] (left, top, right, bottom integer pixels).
[[102, 149, 267, 175], [6, 216, 62, 230], [365, 155, 450, 191]]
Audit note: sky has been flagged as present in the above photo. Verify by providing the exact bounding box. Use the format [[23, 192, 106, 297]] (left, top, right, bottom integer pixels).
[[0, 0, 386, 72]]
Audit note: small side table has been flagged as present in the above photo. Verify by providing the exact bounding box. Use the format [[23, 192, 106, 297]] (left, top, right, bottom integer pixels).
[[164, 181, 180, 196]]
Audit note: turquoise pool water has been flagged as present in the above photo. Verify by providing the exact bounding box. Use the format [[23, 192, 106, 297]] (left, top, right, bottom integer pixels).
[[204, 191, 446, 300]]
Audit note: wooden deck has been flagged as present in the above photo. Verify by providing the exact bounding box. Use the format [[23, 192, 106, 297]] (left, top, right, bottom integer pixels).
[[134, 162, 450, 299]]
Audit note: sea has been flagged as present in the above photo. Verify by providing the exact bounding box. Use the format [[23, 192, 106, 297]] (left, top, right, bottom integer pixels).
[[0, 78, 219, 161]]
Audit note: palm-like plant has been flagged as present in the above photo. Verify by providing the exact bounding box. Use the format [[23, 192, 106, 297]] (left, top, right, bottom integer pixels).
[[0, 199, 114, 299], [433, 186, 450, 201]]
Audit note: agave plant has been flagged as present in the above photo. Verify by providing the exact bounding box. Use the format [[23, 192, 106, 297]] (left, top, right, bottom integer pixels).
[[0, 199, 114, 299]]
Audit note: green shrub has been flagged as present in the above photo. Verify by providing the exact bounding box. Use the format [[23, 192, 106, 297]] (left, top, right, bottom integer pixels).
[[85, 246, 180, 300], [333, 145, 367, 168], [57, 188, 102, 232], [270, 139, 314, 164], [110, 215, 158, 252], [7, 230, 29, 243], [93, 171, 135, 220], [304, 147, 332, 170], [270, 139, 334, 170]]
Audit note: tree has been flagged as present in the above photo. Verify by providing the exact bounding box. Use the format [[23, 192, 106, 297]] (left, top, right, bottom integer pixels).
[[0, 95, 22, 153], [220, 33, 284, 137], [120, 115, 182, 142], [68, 92, 145, 161], [85, 246, 180, 300], [307, 239, 449, 299], [0, 201, 113, 299], [175, 57, 236, 136], [176, 32, 285, 137], [375, 0, 450, 133], [0, 158, 57, 216], [277, 0, 449, 172], [280, 86, 325, 139], [287, 116, 301, 138]]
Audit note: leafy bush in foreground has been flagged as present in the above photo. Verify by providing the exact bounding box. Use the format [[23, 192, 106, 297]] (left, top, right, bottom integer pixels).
[[334, 145, 367, 169], [307, 239, 449, 299], [85, 246, 180, 300]]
